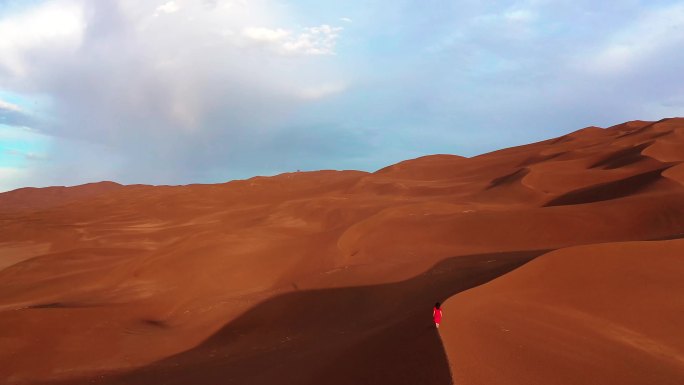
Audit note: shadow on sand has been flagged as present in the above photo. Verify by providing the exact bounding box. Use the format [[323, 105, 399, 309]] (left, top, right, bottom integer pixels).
[[52, 249, 549, 385]]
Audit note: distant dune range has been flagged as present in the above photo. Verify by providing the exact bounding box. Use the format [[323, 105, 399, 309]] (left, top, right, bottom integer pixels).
[[1, 118, 683, 384]]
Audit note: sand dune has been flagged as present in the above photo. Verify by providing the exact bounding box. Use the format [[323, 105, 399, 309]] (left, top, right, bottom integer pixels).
[[1, 118, 683, 384], [0, 181, 124, 213], [441, 240, 684, 385]]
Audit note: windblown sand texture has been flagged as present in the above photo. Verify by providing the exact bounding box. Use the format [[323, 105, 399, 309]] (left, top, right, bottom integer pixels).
[[1, 118, 684, 384]]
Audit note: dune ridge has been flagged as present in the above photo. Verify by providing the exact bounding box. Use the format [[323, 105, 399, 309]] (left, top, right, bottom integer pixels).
[[1, 118, 684, 384]]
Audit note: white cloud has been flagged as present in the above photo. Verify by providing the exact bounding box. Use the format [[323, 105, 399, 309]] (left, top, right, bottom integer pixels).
[[284, 25, 342, 55], [0, 99, 22, 112], [155, 1, 181, 15], [242, 27, 291, 42], [242, 24, 343, 55], [0, 1, 84, 77], [340, 17, 353, 23]]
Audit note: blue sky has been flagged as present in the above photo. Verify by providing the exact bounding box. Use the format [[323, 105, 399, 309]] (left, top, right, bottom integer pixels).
[[1, 0, 684, 191]]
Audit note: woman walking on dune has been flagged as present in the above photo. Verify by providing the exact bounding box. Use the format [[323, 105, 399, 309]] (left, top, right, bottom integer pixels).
[[433, 302, 443, 328]]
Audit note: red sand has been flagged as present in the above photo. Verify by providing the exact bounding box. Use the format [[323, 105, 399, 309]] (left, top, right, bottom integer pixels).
[[441, 240, 684, 385], [1, 118, 683, 384]]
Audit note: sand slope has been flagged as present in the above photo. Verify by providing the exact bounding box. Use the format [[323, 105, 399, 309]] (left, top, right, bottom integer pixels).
[[441, 240, 684, 385], [1, 118, 683, 384]]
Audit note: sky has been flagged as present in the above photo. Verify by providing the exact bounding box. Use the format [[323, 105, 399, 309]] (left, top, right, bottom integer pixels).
[[1, 0, 684, 192]]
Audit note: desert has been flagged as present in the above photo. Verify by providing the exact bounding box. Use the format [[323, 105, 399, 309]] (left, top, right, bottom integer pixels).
[[1, 118, 683, 384]]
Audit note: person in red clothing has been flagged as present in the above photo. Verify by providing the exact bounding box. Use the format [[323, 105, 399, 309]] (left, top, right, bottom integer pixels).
[[433, 302, 443, 328]]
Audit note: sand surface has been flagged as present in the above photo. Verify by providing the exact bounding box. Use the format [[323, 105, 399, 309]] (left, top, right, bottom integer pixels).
[[1, 118, 683, 384], [441, 240, 684, 385]]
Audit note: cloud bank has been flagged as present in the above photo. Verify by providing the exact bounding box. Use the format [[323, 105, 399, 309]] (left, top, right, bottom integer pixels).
[[0, 0, 349, 188]]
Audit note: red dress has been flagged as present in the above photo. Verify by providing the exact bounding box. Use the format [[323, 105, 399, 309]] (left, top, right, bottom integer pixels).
[[433, 307, 442, 324]]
